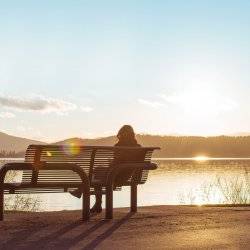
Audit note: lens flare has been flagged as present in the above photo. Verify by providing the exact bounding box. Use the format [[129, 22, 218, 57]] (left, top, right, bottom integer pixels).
[[46, 151, 52, 157], [62, 140, 82, 156]]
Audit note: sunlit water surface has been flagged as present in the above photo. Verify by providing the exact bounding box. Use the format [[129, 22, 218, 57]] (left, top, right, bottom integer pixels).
[[1, 158, 249, 211]]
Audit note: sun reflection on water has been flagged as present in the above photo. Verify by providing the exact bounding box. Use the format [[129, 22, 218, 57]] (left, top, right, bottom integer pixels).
[[194, 156, 209, 161]]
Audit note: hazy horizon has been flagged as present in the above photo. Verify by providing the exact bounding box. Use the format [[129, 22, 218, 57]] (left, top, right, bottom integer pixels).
[[1, 1, 250, 141]]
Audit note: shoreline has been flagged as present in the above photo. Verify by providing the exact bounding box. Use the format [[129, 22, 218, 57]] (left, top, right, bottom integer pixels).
[[1, 205, 249, 249]]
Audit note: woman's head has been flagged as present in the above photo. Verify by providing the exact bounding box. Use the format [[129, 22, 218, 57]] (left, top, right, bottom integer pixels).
[[117, 125, 136, 143]]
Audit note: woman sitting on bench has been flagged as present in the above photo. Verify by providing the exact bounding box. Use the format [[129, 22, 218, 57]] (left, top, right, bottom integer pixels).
[[70, 125, 141, 213]]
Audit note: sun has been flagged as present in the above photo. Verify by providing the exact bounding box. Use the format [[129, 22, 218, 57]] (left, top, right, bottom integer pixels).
[[194, 155, 209, 161]]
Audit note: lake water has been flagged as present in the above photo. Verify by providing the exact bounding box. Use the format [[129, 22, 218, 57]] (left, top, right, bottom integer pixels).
[[1, 158, 249, 211]]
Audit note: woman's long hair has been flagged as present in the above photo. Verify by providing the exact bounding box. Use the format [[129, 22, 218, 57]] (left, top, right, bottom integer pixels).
[[116, 125, 138, 146]]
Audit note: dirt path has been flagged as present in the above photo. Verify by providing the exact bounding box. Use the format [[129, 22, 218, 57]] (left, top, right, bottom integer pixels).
[[0, 206, 249, 249]]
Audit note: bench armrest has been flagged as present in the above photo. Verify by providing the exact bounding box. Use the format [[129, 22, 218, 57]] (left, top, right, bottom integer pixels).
[[0, 163, 34, 184], [0, 162, 90, 189], [0, 162, 34, 172]]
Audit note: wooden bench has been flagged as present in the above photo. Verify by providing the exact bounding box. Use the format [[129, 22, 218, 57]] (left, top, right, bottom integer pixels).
[[0, 145, 160, 221]]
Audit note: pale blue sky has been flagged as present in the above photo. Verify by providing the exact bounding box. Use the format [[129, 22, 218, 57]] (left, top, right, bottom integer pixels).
[[1, 1, 250, 141]]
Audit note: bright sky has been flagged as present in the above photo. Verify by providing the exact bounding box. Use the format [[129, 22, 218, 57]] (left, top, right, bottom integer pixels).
[[1, 1, 250, 142]]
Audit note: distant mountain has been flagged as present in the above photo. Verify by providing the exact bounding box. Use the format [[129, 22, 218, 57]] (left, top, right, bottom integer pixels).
[[2, 131, 250, 157], [55, 136, 117, 146], [0, 131, 46, 154], [54, 135, 161, 157], [55, 134, 250, 157], [55, 135, 161, 148]]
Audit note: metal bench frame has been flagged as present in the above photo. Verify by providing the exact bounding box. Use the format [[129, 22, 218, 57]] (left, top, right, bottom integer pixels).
[[0, 145, 159, 221]]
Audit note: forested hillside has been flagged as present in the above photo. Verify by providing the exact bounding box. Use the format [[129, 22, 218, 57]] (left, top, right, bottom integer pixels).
[[57, 135, 250, 158], [1, 131, 250, 157]]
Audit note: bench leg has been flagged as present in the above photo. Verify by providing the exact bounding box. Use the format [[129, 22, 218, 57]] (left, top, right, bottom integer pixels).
[[0, 187, 4, 221], [82, 191, 90, 221], [130, 184, 137, 213], [105, 185, 113, 219]]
